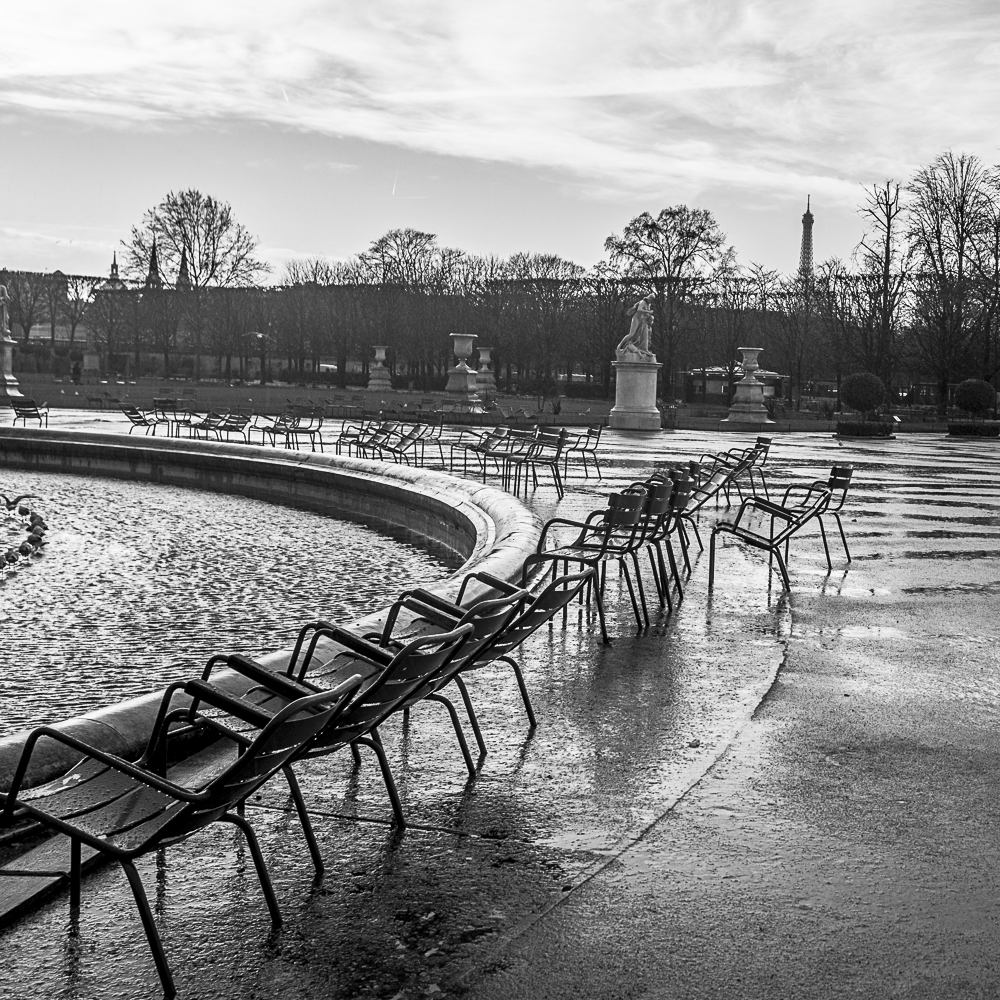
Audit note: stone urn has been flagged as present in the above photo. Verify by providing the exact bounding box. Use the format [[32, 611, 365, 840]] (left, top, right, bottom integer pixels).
[[367, 344, 392, 391], [476, 346, 496, 393], [446, 332, 481, 401], [723, 347, 773, 426]]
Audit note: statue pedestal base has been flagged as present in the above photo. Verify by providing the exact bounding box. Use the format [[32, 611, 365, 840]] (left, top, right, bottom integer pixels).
[[0, 334, 23, 402], [609, 356, 662, 431], [367, 365, 393, 392], [722, 379, 773, 427], [445, 363, 481, 404]]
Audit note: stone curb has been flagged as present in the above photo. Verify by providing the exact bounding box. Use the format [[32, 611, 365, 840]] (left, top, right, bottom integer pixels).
[[0, 429, 542, 789]]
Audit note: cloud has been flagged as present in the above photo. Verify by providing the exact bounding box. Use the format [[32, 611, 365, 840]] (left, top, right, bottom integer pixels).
[[2, 0, 999, 207]]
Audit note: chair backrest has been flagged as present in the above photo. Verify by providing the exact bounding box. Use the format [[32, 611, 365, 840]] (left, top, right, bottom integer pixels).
[[479, 570, 595, 665], [152, 397, 174, 420], [826, 464, 853, 510], [311, 624, 474, 748], [185, 675, 363, 821]]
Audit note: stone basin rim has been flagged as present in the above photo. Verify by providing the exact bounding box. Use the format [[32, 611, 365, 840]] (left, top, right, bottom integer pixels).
[[0, 427, 543, 790]]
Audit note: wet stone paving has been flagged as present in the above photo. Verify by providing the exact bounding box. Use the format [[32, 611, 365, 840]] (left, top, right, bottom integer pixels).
[[0, 414, 999, 999]]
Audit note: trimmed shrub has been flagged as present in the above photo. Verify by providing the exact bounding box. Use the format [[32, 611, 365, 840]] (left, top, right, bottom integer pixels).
[[947, 421, 999, 437], [840, 371, 885, 417], [954, 378, 995, 417], [836, 421, 893, 438]]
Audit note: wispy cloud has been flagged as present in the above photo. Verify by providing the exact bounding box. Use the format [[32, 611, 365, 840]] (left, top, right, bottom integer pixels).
[[3, 1, 999, 208]]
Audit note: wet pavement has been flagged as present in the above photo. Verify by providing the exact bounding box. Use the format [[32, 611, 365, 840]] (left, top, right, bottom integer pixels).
[[1, 413, 999, 998]]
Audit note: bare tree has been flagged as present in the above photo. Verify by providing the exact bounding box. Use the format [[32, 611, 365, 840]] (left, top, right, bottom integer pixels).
[[604, 206, 732, 399], [2, 270, 48, 342], [123, 190, 269, 377], [60, 274, 98, 346], [906, 151, 998, 410]]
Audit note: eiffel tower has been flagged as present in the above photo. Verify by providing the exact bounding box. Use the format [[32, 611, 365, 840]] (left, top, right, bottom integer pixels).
[[799, 195, 814, 280]]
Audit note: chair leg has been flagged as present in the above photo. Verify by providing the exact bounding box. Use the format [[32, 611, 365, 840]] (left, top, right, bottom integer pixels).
[[221, 812, 282, 925], [282, 766, 324, 874], [772, 546, 792, 590], [832, 512, 852, 561], [630, 551, 651, 627], [427, 692, 478, 775], [683, 516, 704, 552], [708, 530, 717, 589], [353, 734, 406, 827], [69, 836, 81, 910], [620, 559, 643, 631], [451, 674, 490, 752], [119, 858, 177, 998], [493, 656, 537, 728], [593, 575, 610, 642], [817, 517, 833, 570], [647, 547, 665, 607]]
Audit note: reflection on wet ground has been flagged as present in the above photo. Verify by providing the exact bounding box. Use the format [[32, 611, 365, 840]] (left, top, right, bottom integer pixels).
[[1, 418, 999, 999], [0, 470, 456, 737]]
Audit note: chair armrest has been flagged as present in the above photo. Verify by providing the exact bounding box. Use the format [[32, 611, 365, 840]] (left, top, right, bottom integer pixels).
[[456, 570, 522, 604], [3, 725, 213, 817], [184, 679, 277, 729], [203, 653, 319, 700]]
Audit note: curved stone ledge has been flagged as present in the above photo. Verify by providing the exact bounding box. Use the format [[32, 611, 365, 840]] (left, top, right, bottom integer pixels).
[[0, 428, 542, 789]]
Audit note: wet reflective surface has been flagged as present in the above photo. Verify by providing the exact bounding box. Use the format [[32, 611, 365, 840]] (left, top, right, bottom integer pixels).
[[2, 420, 1000, 999], [0, 470, 456, 737]]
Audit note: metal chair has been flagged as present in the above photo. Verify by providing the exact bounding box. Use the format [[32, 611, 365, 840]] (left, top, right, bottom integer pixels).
[[562, 425, 603, 480], [201, 624, 475, 831], [118, 402, 165, 435], [708, 479, 834, 590], [376, 569, 597, 749], [522, 491, 647, 635], [10, 399, 49, 428], [1, 674, 363, 998]]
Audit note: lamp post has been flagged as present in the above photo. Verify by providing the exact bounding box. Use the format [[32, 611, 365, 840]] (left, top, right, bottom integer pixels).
[[244, 331, 274, 387]]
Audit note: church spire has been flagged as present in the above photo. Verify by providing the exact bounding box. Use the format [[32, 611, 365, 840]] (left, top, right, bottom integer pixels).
[[176, 247, 191, 291], [798, 196, 814, 280], [145, 240, 163, 290], [110, 252, 119, 279]]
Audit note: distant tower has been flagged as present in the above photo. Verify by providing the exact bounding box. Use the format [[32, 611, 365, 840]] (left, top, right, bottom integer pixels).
[[145, 240, 163, 290], [176, 248, 191, 291], [798, 195, 814, 280], [110, 252, 119, 281]]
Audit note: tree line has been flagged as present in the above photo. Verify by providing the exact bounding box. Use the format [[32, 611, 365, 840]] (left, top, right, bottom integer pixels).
[[3, 151, 999, 410]]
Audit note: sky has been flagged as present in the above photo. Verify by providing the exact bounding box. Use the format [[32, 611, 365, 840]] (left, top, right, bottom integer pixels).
[[1, 1, 998, 280]]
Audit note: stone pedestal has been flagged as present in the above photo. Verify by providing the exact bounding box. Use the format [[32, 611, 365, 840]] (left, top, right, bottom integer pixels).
[[0, 329, 24, 403], [722, 346, 774, 427], [367, 345, 393, 392], [609, 355, 662, 431], [476, 346, 496, 394], [446, 332, 481, 403]]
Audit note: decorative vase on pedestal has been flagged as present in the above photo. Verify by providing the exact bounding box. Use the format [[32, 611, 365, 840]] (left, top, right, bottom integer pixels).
[[609, 352, 662, 431], [476, 346, 496, 395], [723, 347, 774, 426], [446, 333, 481, 403], [367, 345, 393, 392]]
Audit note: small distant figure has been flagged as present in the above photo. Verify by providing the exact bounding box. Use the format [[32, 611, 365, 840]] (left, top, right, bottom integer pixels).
[[616, 294, 656, 359], [71, 361, 82, 385]]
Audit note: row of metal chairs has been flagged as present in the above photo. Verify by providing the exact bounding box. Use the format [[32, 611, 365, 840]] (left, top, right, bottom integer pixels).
[[1, 563, 597, 996]]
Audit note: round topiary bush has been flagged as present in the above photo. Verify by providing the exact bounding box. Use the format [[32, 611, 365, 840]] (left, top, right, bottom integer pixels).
[[954, 378, 995, 417], [840, 371, 885, 417]]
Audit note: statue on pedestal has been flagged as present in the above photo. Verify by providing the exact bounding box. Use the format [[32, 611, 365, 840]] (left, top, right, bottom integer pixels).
[[0, 285, 10, 336], [616, 294, 656, 360]]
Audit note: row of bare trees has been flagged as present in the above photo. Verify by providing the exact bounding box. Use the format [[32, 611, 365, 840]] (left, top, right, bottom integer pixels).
[[5, 154, 1000, 408]]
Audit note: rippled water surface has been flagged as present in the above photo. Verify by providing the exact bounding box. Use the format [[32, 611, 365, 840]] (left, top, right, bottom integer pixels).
[[0, 471, 458, 737]]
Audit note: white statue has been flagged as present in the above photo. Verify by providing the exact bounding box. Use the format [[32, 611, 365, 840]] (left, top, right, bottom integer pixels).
[[0, 285, 9, 337], [616, 294, 655, 359]]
